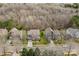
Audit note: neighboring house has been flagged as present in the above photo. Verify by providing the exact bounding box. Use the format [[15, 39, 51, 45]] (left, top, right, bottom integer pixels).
[[53, 30, 61, 40], [9, 28, 21, 40], [9, 28, 22, 44], [45, 27, 62, 40], [45, 27, 53, 40], [66, 28, 79, 39], [0, 29, 8, 44], [27, 29, 40, 40]]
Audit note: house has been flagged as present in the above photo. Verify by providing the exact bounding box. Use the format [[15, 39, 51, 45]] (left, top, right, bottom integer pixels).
[[9, 28, 20, 40], [9, 28, 22, 44], [27, 29, 40, 40], [0, 29, 8, 44], [53, 30, 61, 40], [45, 27, 53, 40], [66, 28, 79, 39]]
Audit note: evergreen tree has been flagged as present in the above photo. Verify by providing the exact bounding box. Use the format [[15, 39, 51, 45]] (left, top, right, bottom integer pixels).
[[34, 47, 40, 56], [21, 48, 28, 56], [71, 15, 79, 28], [27, 48, 34, 56]]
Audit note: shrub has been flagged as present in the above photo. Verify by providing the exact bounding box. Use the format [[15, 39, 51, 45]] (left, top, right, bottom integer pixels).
[[27, 48, 34, 56], [39, 31, 49, 44], [34, 47, 40, 56], [39, 38, 48, 44], [0, 19, 15, 31], [4, 20, 15, 31], [21, 48, 28, 56], [40, 31, 44, 38]]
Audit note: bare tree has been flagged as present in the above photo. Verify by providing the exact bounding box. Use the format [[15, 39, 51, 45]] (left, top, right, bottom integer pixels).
[[67, 45, 72, 56]]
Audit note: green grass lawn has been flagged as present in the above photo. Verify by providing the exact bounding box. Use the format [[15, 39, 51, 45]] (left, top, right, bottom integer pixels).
[[39, 38, 48, 44], [22, 39, 28, 47], [33, 38, 49, 45]]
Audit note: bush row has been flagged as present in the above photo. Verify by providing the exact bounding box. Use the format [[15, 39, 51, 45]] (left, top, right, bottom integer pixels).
[[20, 47, 40, 56]]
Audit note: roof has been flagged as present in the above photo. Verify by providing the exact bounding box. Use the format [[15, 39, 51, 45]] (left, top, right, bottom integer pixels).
[[10, 28, 18, 33], [27, 29, 40, 35], [45, 27, 53, 32]]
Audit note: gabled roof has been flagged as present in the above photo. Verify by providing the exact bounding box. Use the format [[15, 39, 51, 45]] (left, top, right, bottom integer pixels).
[[10, 28, 18, 32]]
